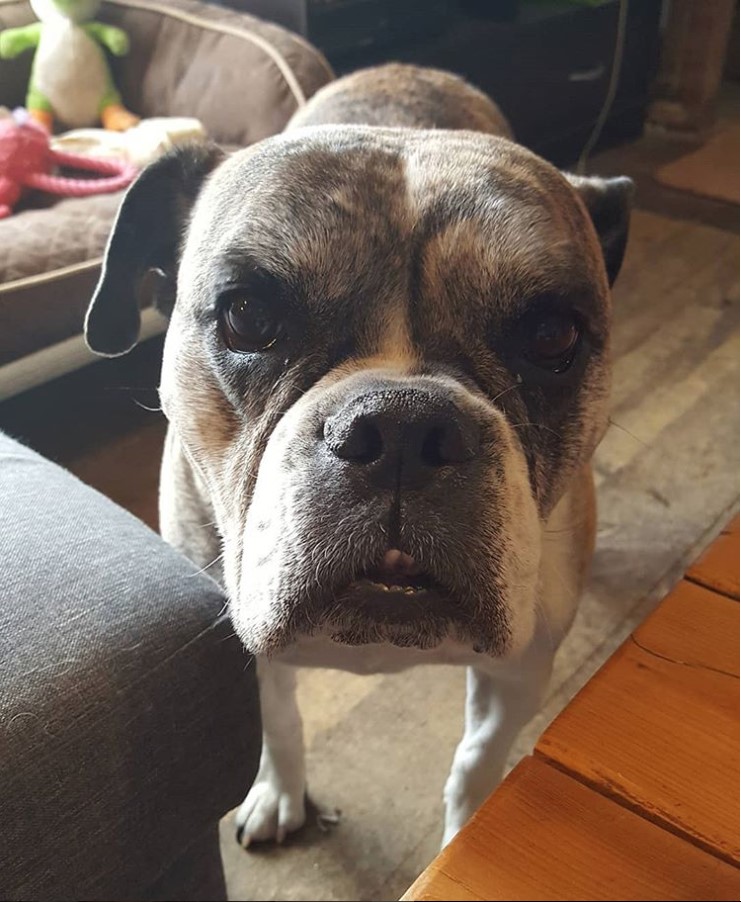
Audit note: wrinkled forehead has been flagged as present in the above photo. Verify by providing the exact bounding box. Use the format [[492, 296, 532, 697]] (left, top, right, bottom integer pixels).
[[183, 129, 603, 314]]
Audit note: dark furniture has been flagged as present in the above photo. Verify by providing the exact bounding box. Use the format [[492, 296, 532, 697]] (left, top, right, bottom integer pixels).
[[220, 0, 664, 165]]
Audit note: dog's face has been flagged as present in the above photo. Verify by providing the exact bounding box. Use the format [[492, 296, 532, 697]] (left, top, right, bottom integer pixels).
[[86, 127, 631, 659]]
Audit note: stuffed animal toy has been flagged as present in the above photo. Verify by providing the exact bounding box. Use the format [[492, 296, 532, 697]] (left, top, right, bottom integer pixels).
[[0, 109, 137, 218], [0, 0, 139, 132]]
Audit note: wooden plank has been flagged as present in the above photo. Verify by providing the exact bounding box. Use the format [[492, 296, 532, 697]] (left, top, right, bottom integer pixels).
[[537, 580, 739, 865], [401, 757, 738, 902], [687, 516, 740, 600], [633, 577, 739, 676]]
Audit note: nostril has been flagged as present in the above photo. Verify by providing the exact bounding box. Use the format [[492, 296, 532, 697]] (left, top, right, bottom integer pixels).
[[352, 419, 384, 464], [421, 426, 449, 467], [421, 419, 479, 466], [324, 415, 384, 464]]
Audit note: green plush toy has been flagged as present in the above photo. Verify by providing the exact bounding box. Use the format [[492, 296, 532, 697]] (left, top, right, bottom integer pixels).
[[0, 0, 139, 132]]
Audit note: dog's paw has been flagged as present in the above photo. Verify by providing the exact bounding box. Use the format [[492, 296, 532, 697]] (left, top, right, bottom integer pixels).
[[235, 780, 306, 848]]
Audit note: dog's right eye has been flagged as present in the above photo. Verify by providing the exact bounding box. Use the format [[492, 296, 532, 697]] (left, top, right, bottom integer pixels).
[[220, 294, 284, 353]]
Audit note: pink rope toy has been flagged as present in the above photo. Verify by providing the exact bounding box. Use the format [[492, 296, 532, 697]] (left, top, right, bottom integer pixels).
[[0, 109, 137, 219]]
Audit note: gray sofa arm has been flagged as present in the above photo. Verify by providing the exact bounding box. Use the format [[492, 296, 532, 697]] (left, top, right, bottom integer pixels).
[[0, 431, 260, 901]]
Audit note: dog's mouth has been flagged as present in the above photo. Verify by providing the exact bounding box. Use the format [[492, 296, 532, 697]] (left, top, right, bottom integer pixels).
[[339, 549, 459, 623], [243, 536, 506, 656], [352, 549, 433, 594]]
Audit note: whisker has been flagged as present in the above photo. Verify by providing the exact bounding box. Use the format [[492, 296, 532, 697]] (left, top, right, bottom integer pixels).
[[607, 416, 649, 449], [103, 386, 156, 393], [187, 552, 225, 578], [491, 383, 520, 406], [510, 421, 562, 439], [543, 520, 587, 536], [133, 399, 164, 413]]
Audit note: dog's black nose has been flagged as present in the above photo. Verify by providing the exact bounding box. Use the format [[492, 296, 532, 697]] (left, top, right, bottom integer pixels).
[[323, 388, 479, 490]]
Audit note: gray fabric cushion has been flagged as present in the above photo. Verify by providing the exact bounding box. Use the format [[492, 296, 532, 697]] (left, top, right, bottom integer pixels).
[[0, 432, 260, 901]]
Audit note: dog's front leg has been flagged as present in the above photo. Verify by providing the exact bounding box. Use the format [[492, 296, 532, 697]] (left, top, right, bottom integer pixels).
[[442, 660, 552, 847], [236, 657, 306, 847]]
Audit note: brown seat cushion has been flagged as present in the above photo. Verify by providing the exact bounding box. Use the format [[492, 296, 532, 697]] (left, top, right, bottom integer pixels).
[[107, 0, 334, 146], [0, 194, 122, 366], [0, 0, 333, 367]]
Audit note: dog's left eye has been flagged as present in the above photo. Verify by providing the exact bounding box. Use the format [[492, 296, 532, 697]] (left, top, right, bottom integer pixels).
[[221, 294, 284, 352], [519, 308, 580, 373]]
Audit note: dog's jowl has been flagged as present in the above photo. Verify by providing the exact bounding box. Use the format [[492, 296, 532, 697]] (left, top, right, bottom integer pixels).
[[85, 63, 632, 848]]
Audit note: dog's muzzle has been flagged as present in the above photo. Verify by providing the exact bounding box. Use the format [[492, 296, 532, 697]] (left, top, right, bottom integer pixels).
[[288, 381, 493, 645], [237, 374, 527, 656]]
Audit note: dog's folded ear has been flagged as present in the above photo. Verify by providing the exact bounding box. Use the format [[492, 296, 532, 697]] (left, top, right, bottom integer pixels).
[[563, 174, 634, 287], [85, 142, 225, 357]]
